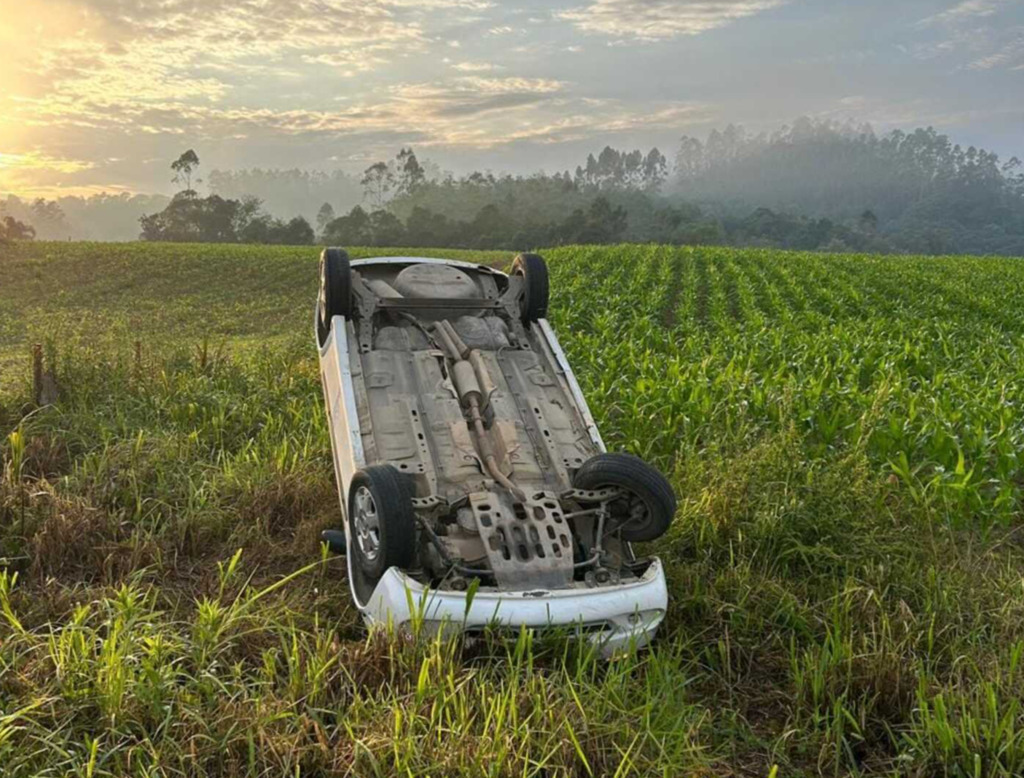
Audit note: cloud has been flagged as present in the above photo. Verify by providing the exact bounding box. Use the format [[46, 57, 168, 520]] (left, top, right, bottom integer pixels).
[[0, 0, 725, 196], [0, 152, 95, 174], [31, 39, 233, 105], [453, 77, 565, 94], [912, 1, 1022, 72], [6, 0, 1018, 198], [387, 0, 494, 7], [24, 81, 704, 156], [968, 31, 1024, 69], [385, 76, 566, 119], [11, 0, 431, 111], [926, 0, 1011, 25], [0, 151, 98, 198], [301, 52, 388, 77], [559, 0, 790, 40], [67, 0, 426, 60], [0, 0, 441, 177], [451, 61, 501, 72], [814, 94, 1023, 133]]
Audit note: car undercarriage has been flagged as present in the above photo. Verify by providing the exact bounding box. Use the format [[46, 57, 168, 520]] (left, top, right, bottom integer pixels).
[[316, 251, 676, 649]]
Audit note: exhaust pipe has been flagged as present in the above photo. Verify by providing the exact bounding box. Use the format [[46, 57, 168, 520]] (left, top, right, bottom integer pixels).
[[435, 319, 525, 502], [321, 529, 347, 555]]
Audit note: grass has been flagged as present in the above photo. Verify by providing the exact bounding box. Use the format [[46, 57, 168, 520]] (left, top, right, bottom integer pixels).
[[1, 240, 1023, 776]]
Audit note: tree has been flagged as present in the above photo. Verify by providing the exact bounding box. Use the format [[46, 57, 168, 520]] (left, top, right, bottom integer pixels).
[[674, 135, 708, 182], [140, 191, 315, 245], [573, 146, 666, 192], [361, 162, 394, 209], [642, 148, 668, 192], [552, 196, 628, 244], [233, 195, 266, 238], [30, 199, 70, 238], [207, 168, 361, 225], [859, 209, 878, 233], [0, 215, 35, 242], [584, 196, 628, 242], [171, 150, 201, 196], [140, 193, 237, 242], [276, 216, 315, 245], [368, 209, 405, 246], [322, 205, 373, 245], [404, 206, 452, 246], [236, 213, 274, 244], [394, 148, 425, 196], [316, 202, 335, 235], [234, 195, 275, 243], [467, 204, 507, 247], [0, 192, 171, 241]]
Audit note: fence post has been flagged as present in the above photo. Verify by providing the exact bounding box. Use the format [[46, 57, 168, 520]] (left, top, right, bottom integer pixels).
[[32, 344, 43, 406]]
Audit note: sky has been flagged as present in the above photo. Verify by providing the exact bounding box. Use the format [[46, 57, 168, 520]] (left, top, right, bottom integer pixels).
[[0, 0, 1022, 198]]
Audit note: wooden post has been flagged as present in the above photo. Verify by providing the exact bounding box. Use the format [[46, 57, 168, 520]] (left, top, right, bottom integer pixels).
[[32, 344, 43, 406], [31, 343, 59, 406]]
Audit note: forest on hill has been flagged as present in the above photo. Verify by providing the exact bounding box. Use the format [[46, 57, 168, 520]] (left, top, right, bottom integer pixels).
[[3, 119, 1022, 255]]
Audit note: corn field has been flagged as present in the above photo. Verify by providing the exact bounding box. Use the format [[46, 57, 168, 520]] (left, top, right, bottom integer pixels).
[[1, 241, 1023, 777], [547, 246, 1024, 527]]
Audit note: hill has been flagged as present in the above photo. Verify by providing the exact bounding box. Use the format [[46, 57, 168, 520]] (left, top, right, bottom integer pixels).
[[1, 241, 1023, 776]]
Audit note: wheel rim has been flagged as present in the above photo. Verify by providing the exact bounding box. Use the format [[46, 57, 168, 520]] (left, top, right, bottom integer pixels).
[[353, 486, 382, 562]]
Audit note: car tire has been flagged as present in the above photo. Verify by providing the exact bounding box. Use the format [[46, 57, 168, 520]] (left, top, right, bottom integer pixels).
[[347, 465, 417, 602], [511, 252, 549, 324], [572, 453, 677, 542], [318, 247, 352, 346]]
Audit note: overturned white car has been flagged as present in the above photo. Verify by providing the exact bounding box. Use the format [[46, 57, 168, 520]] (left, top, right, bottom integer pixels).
[[316, 250, 676, 652]]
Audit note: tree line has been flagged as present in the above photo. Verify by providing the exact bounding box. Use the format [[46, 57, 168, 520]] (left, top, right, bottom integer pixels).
[[4, 118, 1023, 256], [312, 143, 891, 252], [1, 192, 170, 241], [674, 119, 1024, 255]]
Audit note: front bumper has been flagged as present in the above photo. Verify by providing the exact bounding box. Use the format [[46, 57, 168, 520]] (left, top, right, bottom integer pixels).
[[363, 558, 668, 655]]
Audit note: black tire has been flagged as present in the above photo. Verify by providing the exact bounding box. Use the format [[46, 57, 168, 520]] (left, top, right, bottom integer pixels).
[[511, 252, 549, 324], [318, 247, 352, 346], [572, 453, 676, 542], [347, 465, 417, 602]]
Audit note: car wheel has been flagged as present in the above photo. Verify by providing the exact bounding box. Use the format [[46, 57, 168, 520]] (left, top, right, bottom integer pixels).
[[348, 465, 417, 602], [572, 453, 677, 542], [318, 247, 352, 346], [511, 252, 549, 324]]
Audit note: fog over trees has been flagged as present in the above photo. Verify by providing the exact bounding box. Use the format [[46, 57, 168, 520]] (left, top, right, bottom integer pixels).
[[206, 168, 362, 226], [0, 193, 170, 241], [137, 153, 317, 245], [671, 119, 1024, 255], [4, 118, 1023, 255]]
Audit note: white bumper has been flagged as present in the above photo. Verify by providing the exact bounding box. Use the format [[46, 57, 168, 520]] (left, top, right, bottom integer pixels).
[[364, 558, 669, 655]]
